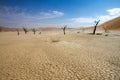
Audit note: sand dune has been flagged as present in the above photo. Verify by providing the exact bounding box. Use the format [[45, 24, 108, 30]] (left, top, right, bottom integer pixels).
[[0, 26, 17, 32], [0, 31, 120, 80], [99, 16, 120, 30]]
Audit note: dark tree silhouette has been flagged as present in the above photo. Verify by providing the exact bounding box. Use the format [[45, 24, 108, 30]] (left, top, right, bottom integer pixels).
[[39, 32, 41, 35], [0, 27, 2, 32], [32, 28, 36, 35], [82, 28, 85, 33], [103, 25, 108, 33], [62, 25, 67, 35], [16, 29, 19, 36], [93, 20, 100, 35], [23, 27, 28, 34]]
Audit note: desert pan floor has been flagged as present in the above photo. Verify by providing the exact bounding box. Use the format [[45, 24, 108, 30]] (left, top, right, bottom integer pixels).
[[0, 31, 120, 80]]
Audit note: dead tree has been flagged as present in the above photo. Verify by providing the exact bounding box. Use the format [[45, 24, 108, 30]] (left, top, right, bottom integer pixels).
[[16, 29, 19, 36], [23, 27, 28, 34], [82, 28, 85, 33], [39, 32, 41, 35], [0, 27, 2, 32], [103, 25, 108, 33], [32, 28, 36, 35], [93, 20, 100, 35], [62, 25, 67, 35]]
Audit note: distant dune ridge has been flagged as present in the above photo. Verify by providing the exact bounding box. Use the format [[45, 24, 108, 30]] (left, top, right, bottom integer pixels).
[[0, 16, 120, 32], [0, 26, 16, 32], [99, 16, 120, 30], [79, 16, 120, 30]]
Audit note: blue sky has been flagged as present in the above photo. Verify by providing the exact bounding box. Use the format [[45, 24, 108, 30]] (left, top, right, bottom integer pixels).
[[0, 0, 120, 28]]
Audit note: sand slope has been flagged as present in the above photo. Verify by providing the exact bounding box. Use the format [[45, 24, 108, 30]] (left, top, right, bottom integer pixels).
[[100, 16, 120, 30], [0, 31, 120, 80]]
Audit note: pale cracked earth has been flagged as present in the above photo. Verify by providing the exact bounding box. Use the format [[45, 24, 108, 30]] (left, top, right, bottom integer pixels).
[[0, 31, 120, 80]]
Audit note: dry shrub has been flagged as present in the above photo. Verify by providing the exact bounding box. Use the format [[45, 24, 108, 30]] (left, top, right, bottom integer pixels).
[[88, 33, 102, 35], [87, 33, 94, 35], [105, 34, 108, 36], [51, 39, 60, 43], [77, 31, 80, 33], [96, 33, 102, 35], [51, 37, 60, 43]]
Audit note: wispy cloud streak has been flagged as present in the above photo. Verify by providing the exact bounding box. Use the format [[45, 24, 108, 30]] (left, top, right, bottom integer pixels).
[[0, 6, 64, 27], [70, 8, 120, 27]]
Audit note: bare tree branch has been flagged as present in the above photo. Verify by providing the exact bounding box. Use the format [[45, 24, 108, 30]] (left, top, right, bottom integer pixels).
[[62, 25, 67, 35], [23, 27, 28, 34], [93, 20, 100, 35]]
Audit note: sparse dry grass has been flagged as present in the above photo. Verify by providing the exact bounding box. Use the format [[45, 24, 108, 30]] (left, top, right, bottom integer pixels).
[[0, 31, 120, 80]]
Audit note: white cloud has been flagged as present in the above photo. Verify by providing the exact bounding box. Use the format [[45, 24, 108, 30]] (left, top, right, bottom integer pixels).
[[53, 11, 64, 16], [70, 8, 120, 27], [37, 10, 64, 19], [69, 17, 96, 27], [0, 6, 120, 28], [0, 6, 64, 27], [98, 8, 120, 23], [107, 8, 120, 16], [71, 17, 95, 23]]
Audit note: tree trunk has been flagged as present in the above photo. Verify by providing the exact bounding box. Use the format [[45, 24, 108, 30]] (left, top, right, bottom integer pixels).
[[93, 20, 100, 35], [63, 25, 67, 35]]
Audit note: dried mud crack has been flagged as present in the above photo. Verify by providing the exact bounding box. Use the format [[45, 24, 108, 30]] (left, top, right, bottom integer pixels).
[[0, 32, 120, 80]]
